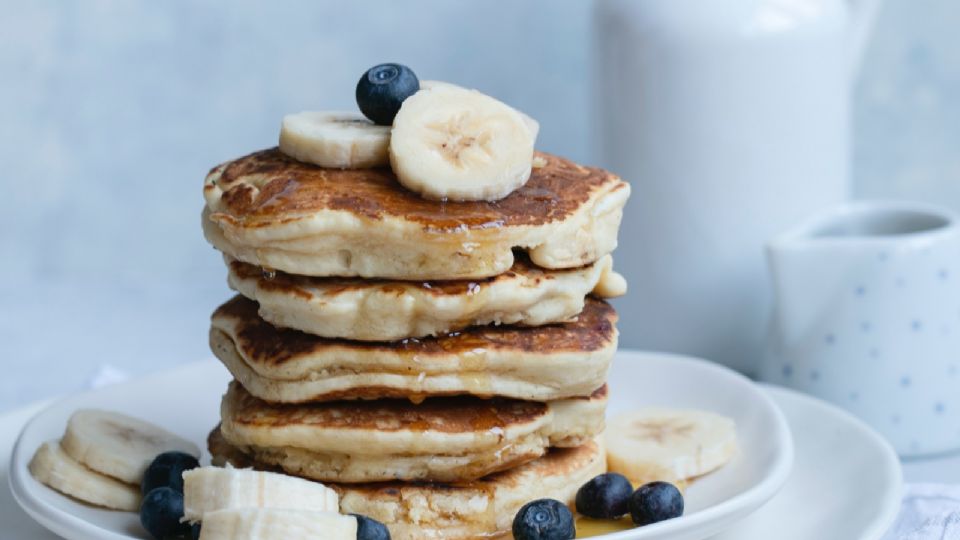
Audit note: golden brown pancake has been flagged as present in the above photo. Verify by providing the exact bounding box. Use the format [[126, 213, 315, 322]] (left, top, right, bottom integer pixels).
[[208, 427, 606, 540], [203, 149, 630, 280], [210, 295, 618, 403], [225, 253, 625, 341], [218, 382, 606, 483]]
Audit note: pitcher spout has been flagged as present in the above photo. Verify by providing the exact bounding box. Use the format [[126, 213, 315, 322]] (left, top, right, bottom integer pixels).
[[768, 200, 957, 255]]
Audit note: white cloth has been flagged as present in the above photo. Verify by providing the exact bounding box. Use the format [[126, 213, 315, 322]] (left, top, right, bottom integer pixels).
[[883, 484, 960, 539]]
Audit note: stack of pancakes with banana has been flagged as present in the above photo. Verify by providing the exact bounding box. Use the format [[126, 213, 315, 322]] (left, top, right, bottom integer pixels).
[[200, 81, 630, 539]]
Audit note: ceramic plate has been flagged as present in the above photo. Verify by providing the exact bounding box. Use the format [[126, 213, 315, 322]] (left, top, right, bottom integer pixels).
[[10, 351, 793, 540], [714, 385, 902, 540]]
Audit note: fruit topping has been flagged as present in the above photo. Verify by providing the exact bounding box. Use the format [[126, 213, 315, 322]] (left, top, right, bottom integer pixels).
[[279, 111, 390, 168], [141, 451, 200, 495], [356, 63, 420, 126], [352, 513, 392, 540], [512, 498, 576, 540], [140, 486, 190, 540], [575, 472, 633, 519], [629, 481, 684, 526], [390, 85, 535, 201]]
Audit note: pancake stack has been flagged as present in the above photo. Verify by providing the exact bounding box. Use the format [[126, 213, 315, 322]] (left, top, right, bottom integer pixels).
[[200, 147, 630, 539]]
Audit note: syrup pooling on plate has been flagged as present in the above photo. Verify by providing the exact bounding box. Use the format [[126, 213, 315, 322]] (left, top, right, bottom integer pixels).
[[575, 517, 634, 537]]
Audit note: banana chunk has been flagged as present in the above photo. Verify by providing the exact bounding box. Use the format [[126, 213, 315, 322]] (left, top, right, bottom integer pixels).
[[199, 509, 356, 540], [60, 409, 199, 485], [29, 441, 142, 511], [606, 408, 737, 486], [420, 80, 540, 140], [183, 466, 339, 522], [389, 85, 536, 201], [279, 111, 390, 168]]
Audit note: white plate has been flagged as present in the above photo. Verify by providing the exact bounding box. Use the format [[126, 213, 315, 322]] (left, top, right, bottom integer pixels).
[[9, 351, 794, 540], [713, 385, 902, 540]]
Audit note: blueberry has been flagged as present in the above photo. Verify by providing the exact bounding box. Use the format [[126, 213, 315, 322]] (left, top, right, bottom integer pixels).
[[575, 472, 633, 519], [142, 451, 200, 494], [140, 487, 190, 540], [629, 481, 684, 526], [356, 63, 419, 125], [351, 514, 391, 540], [191, 522, 201, 540], [512, 498, 575, 540]]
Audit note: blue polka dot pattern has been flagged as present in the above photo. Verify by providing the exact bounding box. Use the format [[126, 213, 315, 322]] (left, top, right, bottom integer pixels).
[[762, 202, 960, 457]]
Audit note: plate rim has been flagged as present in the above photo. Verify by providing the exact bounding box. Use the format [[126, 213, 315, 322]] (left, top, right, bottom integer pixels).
[[594, 351, 795, 539], [759, 384, 903, 540]]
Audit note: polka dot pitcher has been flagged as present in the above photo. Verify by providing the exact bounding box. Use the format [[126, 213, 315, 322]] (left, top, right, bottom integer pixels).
[[762, 201, 960, 457]]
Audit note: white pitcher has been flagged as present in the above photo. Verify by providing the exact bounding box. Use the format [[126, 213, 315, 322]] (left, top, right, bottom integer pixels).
[[763, 201, 960, 457], [593, 0, 880, 374]]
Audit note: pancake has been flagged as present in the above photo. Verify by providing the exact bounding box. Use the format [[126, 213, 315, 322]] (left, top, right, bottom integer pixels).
[[210, 295, 618, 403], [226, 253, 625, 341], [202, 149, 630, 280], [219, 381, 606, 483], [208, 428, 605, 540]]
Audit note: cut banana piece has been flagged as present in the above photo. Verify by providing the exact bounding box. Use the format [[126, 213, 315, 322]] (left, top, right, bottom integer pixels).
[[29, 441, 142, 511], [606, 408, 737, 486], [390, 85, 535, 201], [420, 80, 540, 140], [594, 262, 628, 298], [60, 409, 199, 485], [199, 509, 356, 540], [279, 111, 390, 169], [182, 466, 339, 522]]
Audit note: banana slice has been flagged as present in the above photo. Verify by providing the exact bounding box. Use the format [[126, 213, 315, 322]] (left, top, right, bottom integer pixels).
[[60, 409, 200, 484], [279, 111, 390, 168], [606, 408, 737, 486], [60, 409, 199, 485], [183, 466, 339, 522], [199, 509, 357, 540], [29, 441, 142, 511], [594, 262, 628, 298], [420, 80, 540, 140], [389, 85, 535, 201]]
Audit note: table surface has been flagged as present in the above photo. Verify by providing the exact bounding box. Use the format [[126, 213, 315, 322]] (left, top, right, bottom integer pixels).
[[3, 397, 959, 539]]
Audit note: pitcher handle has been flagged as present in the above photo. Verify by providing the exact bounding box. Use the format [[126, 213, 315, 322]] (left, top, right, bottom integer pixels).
[[847, 0, 882, 76]]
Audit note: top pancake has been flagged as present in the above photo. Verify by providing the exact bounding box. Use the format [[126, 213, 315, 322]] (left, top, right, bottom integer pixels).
[[203, 148, 629, 280]]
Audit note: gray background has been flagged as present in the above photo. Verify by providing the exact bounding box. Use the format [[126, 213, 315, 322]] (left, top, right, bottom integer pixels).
[[1, 0, 957, 410]]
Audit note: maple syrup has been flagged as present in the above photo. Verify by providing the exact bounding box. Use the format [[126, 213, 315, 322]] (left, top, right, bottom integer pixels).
[[575, 516, 634, 537]]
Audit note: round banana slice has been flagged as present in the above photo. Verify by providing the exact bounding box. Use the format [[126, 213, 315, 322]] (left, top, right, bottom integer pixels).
[[389, 86, 535, 201], [29, 441, 142, 511], [60, 409, 199, 485], [606, 408, 737, 486], [421, 80, 540, 140], [279, 111, 390, 169]]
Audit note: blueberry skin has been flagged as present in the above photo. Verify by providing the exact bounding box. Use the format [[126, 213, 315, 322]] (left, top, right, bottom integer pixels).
[[140, 487, 190, 540], [351, 513, 391, 540], [191, 522, 201, 540], [141, 451, 200, 494], [575, 472, 633, 519], [629, 481, 684, 526], [512, 498, 576, 540], [356, 63, 419, 125]]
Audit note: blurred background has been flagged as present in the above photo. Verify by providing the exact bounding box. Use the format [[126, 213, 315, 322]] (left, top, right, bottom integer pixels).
[[1, 0, 958, 410]]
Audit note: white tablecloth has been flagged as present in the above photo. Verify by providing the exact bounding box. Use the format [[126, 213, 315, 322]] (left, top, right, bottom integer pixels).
[[881, 484, 960, 539]]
